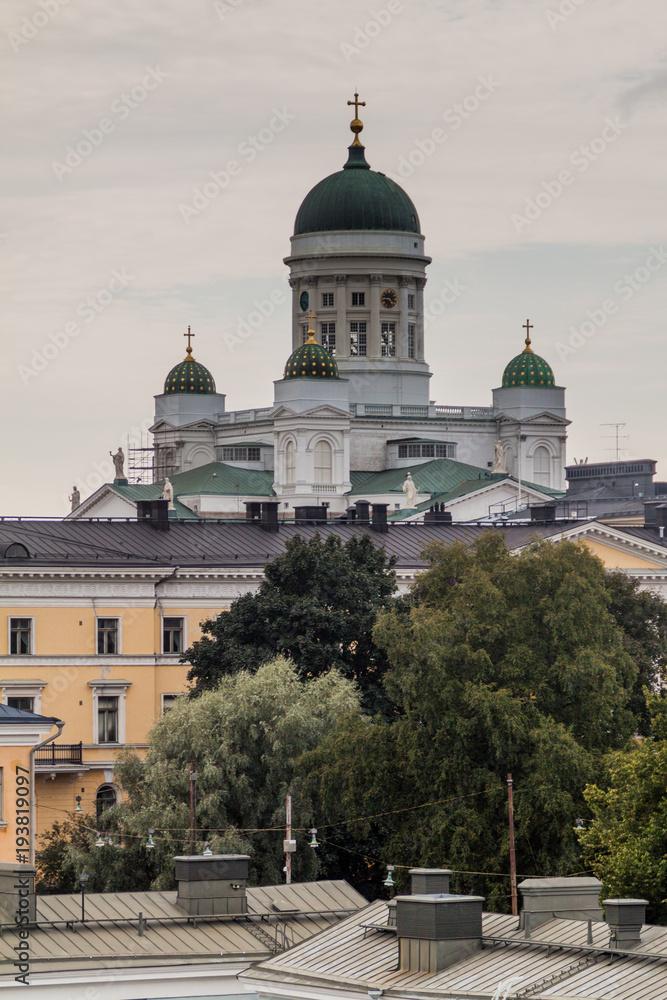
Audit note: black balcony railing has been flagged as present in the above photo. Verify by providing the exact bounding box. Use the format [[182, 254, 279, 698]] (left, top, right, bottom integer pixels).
[[35, 742, 83, 765]]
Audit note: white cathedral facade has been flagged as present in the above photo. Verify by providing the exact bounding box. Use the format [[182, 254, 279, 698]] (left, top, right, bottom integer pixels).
[[75, 102, 568, 522]]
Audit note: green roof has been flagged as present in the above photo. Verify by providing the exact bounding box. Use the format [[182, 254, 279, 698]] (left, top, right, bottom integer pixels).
[[502, 344, 555, 388], [110, 462, 275, 516], [347, 458, 495, 497], [387, 475, 563, 520], [164, 350, 216, 395], [284, 336, 339, 380], [294, 144, 421, 236]]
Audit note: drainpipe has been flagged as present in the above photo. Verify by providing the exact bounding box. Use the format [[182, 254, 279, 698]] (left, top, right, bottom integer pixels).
[[29, 720, 65, 865]]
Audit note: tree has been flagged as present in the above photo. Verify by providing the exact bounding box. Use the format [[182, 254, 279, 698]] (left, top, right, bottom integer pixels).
[[301, 534, 643, 907], [579, 696, 667, 924], [185, 532, 398, 712], [46, 658, 361, 892]]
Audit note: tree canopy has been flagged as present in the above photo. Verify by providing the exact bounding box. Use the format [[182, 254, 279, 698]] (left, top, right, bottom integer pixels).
[[185, 532, 398, 712], [300, 534, 646, 907], [38, 658, 360, 893], [579, 697, 667, 923]]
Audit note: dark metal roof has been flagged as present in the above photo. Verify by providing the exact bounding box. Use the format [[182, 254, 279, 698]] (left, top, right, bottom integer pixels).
[[0, 520, 570, 570], [0, 704, 60, 725]]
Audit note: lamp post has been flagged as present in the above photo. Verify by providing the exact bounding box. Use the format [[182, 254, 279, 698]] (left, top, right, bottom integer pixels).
[[79, 872, 89, 922]]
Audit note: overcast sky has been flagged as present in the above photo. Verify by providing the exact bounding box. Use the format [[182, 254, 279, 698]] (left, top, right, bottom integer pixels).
[[2, 0, 666, 515]]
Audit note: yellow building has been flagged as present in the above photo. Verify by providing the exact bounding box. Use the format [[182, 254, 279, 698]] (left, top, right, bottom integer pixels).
[[1, 513, 666, 853]]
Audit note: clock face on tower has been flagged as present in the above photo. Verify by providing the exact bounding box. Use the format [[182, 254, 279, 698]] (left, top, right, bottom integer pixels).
[[380, 288, 398, 309], [299, 291, 309, 311]]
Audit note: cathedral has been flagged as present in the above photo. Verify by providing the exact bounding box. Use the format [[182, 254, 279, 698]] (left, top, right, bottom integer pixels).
[[75, 97, 568, 521]]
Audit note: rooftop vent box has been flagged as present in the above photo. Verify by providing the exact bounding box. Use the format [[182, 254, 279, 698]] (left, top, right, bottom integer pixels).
[[409, 868, 452, 895], [396, 893, 484, 973], [604, 898, 648, 948], [174, 854, 250, 916], [519, 877, 603, 930]]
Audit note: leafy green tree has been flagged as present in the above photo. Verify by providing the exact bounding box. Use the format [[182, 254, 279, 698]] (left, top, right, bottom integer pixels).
[[185, 533, 397, 712], [46, 658, 361, 892], [579, 696, 667, 923], [301, 534, 642, 908]]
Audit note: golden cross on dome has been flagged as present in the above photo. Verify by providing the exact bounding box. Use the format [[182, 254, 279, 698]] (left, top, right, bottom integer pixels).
[[522, 318, 533, 353], [306, 310, 317, 342], [347, 91, 365, 118], [184, 325, 194, 356]]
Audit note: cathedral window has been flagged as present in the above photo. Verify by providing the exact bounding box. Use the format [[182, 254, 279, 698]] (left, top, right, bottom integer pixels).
[[351, 292, 365, 306], [350, 322, 367, 356], [314, 440, 333, 485], [321, 292, 334, 307], [381, 322, 396, 357], [408, 293, 415, 309], [301, 324, 309, 344], [398, 443, 454, 459], [408, 324, 416, 358], [285, 441, 296, 484], [533, 446, 551, 486], [320, 323, 336, 355], [222, 446, 261, 462]]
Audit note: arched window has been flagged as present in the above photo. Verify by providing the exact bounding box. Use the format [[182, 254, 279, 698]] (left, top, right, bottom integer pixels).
[[96, 784, 117, 820], [313, 440, 333, 485], [285, 441, 296, 484], [533, 446, 551, 486]]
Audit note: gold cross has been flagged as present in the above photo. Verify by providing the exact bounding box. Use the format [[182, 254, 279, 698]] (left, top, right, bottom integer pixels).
[[184, 325, 194, 353], [522, 319, 533, 337], [347, 91, 366, 118]]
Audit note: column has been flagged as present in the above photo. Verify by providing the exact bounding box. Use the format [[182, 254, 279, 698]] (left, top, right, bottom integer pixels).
[[335, 274, 348, 359], [415, 277, 426, 361], [289, 277, 299, 351], [398, 276, 409, 360], [369, 274, 382, 359]]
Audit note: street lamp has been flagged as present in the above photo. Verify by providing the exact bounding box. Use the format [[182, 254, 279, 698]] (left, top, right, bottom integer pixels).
[[79, 872, 89, 922]]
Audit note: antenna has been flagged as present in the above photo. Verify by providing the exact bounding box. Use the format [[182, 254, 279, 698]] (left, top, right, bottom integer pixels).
[[600, 423, 628, 461]]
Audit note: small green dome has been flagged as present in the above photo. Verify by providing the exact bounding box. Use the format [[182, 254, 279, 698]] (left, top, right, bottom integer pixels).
[[502, 339, 555, 388], [284, 333, 339, 380], [164, 348, 216, 394], [294, 144, 421, 236]]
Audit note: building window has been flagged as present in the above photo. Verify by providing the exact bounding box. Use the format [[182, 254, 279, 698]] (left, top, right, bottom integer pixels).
[[163, 617, 184, 654], [533, 446, 551, 486], [398, 443, 454, 459], [351, 292, 365, 306], [301, 323, 309, 344], [9, 618, 32, 655], [320, 323, 336, 355], [408, 323, 416, 359], [285, 440, 296, 484], [314, 440, 333, 485], [381, 322, 396, 357], [350, 321, 367, 356], [7, 696, 33, 713], [97, 618, 119, 655], [96, 784, 117, 820], [408, 293, 415, 309], [162, 693, 184, 714], [321, 292, 334, 307], [98, 696, 119, 743], [221, 446, 261, 462]]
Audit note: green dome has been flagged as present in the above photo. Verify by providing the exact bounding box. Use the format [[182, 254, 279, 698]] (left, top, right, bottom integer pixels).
[[164, 349, 216, 394], [502, 341, 555, 388], [284, 333, 339, 380], [294, 144, 421, 235]]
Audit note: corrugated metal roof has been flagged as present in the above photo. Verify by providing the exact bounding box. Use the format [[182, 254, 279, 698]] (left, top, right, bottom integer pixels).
[[0, 519, 568, 570], [245, 901, 667, 999], [347, 458, 495, 497], [0, 880, 366, 976]]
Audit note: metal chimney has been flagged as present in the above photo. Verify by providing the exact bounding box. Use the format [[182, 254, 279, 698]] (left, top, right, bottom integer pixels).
[[409, 868, 452, 895], [604, 898, 648, 949], [396, 893, 484, 973], [137, 498, 170, 530], [518, 877, 603, 931], [174, 854, 250, 916]]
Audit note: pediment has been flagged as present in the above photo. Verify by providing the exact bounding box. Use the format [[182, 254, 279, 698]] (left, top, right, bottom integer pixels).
[[272, 404, 350, 420], [495, 411, 569, 426]]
